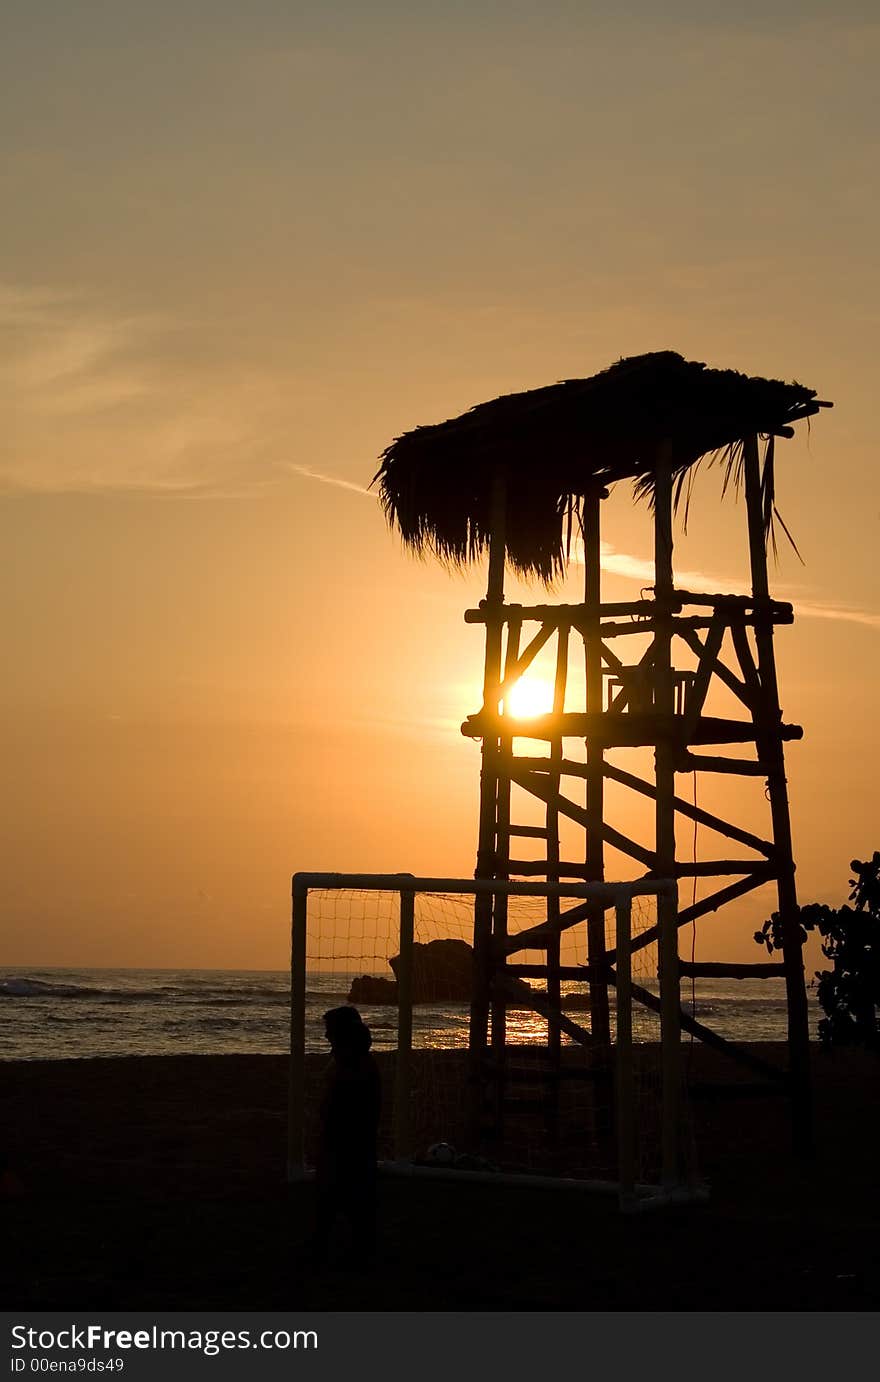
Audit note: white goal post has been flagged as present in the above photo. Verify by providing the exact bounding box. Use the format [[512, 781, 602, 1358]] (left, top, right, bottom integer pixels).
[[288, 872, 695, 1210]]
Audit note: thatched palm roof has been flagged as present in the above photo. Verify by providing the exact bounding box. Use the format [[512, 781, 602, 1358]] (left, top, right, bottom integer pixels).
[[373, 351, 830, 582]]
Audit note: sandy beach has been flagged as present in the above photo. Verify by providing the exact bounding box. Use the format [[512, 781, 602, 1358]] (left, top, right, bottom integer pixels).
[[2, 1043, 878, 1310]]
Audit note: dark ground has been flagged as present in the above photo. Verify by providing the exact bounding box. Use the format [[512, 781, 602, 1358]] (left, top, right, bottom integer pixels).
[[2, 1045, 878, 1310]]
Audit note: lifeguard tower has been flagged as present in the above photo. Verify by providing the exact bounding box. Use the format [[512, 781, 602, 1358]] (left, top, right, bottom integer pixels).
[[372, 351, 831, 1168]]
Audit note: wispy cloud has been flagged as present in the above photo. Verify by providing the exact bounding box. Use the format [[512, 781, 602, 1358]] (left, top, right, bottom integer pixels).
[[597, 541, 749, 596], [1, 282, 395, 501], [0, 283, 162, 414], [0, 282, 307, 497], [786, 600, 880, 629], [286, 463, 376, 498], [593, 541, 880, 631]]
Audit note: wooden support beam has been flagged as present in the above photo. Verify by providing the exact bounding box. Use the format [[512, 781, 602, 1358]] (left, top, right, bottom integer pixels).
[[613, 848, 775, 966], [508, 824, 551, 839], [678, 960, 787, 979], [503, 858, 775, 962], [465, 603, 576, 625], [517, 755, 587, 777], [464, 595, 794, 624], [678, 626, 754, 714], [681, 615, 726, 738], [598, 610, 793, 638], [491, 613, 521, 1077], [743, 433, 812, 1155], [629, 980, 788, 1084], [464, 711, 803, 748], [601, 761, 775, 857], [729, 620, 762, 701], [607, 680, 630, 714], [508, 859, 602, 878], [607, 642, 657, 713], [676, 868, 776, 929], [469, 467, 507, 1147], [652, 446, 682, 1187], [495, 621, 556, 703], [508, 762, 655, 869], [558, 897, 609, 927], [615, 896, 636, 1206], [506, 964, 591, 981], [679, 752, 771, 776], [599, 640, 625, 672], [672, 590, 794, 616], [500, 899, 607, 955], [676, 860, 769, 877], [466, 601, 655, 624], [493, 973, 596, 1048], [546, 623, 569, 1064], [598, 824, 655, 870]]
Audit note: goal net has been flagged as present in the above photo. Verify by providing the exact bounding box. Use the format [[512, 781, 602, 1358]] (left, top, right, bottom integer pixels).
[[288, 873, 698, 1208]]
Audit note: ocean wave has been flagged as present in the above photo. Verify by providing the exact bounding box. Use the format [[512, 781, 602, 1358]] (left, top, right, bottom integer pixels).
[[0, 976, 289, 1006], [1, 977, 106, 999]]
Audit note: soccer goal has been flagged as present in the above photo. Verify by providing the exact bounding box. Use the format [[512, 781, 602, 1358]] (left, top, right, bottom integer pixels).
[[288, 872, 702, 1210]]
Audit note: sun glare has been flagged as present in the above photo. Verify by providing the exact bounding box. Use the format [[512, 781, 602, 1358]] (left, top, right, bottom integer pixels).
[[505, 675, 554, 720]]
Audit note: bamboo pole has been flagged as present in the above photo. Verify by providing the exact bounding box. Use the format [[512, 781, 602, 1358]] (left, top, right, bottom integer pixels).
[[507, 760, 656, 868], [495, 622, 556, 697], [678, 753, 777, 776], [502, 868, 772, 959], [653, 446, 682, 1189], [678, 960, 786, 979], [676, 861, 770, 876], [394, 885, 415, 1160], [628, 979, 786, 1083], [507, 859, 629, 877], [287, 876, 308, 1179], [462, 710, 802, 747], [468, 467, 507, 1146], [615, 897, 636, 1209], [583, 491, 610, 1043], [582, 489, 614, 1160], [546, 624, 569, 1059], [495, 974, 595, 1048], [742, 433, 812, 1155], [600, 760, 775, 856], [489, 616, 521, 1141], [463, 595, 794, 622]]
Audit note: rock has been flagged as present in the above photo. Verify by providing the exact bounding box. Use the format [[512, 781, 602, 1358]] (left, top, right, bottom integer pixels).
[[346, 939, 549, 1007], [347, 974, 397, 1005], [390, 938, 474, 1002], [346, 938, 475, 1004]]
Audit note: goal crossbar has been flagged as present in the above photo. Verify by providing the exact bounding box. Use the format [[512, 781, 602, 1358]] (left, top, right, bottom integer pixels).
[[292, 871, 675, 902]]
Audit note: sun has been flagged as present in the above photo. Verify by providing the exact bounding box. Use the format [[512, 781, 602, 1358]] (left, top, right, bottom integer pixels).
[[505, 675, 554, 720]]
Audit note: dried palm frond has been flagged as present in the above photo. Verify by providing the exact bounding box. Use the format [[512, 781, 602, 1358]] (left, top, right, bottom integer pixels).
[[373, 351, 830, 583]]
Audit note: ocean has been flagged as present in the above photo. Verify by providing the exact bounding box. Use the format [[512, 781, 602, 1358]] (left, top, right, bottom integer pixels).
[[0, 966, 810, 1061]]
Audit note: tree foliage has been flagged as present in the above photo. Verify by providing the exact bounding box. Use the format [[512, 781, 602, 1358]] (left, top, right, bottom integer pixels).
[[755, 853, 880, 1048]]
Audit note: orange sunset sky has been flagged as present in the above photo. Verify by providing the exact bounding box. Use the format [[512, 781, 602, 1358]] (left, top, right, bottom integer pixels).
[[3, 2, 878, 969]]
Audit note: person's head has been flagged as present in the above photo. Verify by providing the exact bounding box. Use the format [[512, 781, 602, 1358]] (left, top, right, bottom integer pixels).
[[323, 1005, 372, 1058]]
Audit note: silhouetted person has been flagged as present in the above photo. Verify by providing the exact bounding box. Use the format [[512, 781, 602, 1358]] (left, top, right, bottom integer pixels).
[[311, 1005, 381, 1265]]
